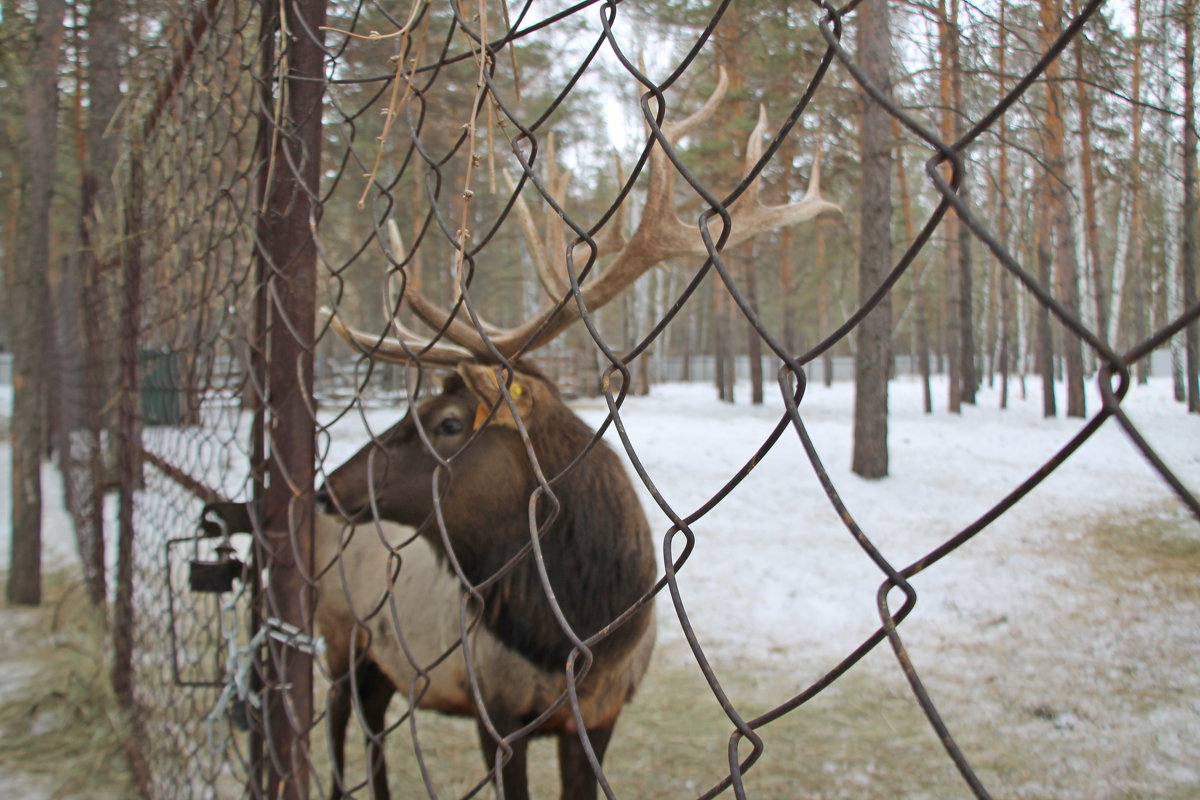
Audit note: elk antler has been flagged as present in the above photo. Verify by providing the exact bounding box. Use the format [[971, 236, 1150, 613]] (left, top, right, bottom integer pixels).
[[325, 308, 476, 367], [329, 67, 841, 366]]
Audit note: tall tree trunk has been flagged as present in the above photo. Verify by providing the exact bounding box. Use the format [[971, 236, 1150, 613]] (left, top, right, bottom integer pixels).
[[779, 136, 798, 355], [715, 16, 763, 404], [682, 299, 695, 382], [73, 0, 125, 610], [8, 0, 67, 606], [1, 3, 20, 312], [958, 188, 976, 403], [1036, 186, 1058, 417], [1073, 14, 1107, 341], [1040, 0, 1087, 417], [1129, 0, 1149, 382], [1182, 0, 1199, 412], [997, 0, 1013, 409], [951, 0, 976, 404], [893, 117, 932, 413], [744, 240, 764, 405], [940, 0, 963, 413], [713, 281, 735, 402], [817, 221, 834, 386], [852, 0, 893, 479], [1165, 137, 1187, 401]]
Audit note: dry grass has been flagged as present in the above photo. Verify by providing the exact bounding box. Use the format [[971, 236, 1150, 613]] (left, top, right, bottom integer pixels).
[[0, 572, 135, 799]]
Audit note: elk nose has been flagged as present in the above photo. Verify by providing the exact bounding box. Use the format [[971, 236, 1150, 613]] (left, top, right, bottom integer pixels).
[[314, 486, 332, 513]]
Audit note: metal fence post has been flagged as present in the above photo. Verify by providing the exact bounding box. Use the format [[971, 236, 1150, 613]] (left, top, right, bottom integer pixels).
[[254, 0, 326, 797], [114, 133, 155, 800]]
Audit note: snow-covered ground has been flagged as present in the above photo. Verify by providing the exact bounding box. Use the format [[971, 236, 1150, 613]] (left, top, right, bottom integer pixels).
[[3, 374, 1199, 796], [0, 385, 78, 571]]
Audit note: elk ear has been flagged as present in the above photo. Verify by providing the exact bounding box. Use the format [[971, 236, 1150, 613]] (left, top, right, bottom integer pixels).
[[457, 363, 535, 430]]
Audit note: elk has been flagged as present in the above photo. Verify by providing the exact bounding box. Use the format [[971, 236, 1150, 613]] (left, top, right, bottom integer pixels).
[[315, 67, 839, 800]]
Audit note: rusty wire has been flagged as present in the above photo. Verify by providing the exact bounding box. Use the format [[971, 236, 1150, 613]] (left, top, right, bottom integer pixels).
[[38, 0, 1200, 797]]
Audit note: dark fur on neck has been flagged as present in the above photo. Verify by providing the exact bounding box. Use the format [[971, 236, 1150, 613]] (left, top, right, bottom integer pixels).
[[450, 396, 655, 673]]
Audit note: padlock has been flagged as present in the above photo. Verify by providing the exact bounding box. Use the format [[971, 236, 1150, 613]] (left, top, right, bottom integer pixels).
[[189, 543, 242, 593]]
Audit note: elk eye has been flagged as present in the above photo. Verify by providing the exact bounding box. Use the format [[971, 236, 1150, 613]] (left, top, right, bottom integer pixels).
[[436, 416, 464, 436]]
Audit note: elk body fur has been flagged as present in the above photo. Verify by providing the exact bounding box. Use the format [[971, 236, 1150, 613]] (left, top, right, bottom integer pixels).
[[315, 362, 658, 800]]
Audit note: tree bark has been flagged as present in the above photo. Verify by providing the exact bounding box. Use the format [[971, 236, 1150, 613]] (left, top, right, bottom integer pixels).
[[1073, 16, 1107, 342], [997, 0, 1012, 409], [1036, 187, 1058, 418], [7, 0, 67, 607], [779, 135, 798, 355], [939, 0, 963, 413], [893, 117, 932, 413], [1182, 0, 1199, 412], [852, 0, 893, 479], [73, 0, 125, 610], [713, 280, 735, 402], [951, 0, 976, 405], [1040, 0, 1087, 417], [816, 221, 834, 386], [1129, 0, 1149, 382], [743, 240, 764, 405]]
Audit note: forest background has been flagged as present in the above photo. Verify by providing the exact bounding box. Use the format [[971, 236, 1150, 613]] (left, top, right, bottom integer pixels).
[[1, 0, 1199, 795], [3, 0, 1199, 422]]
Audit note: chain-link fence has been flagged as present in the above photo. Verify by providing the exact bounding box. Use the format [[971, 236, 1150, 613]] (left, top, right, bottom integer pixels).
[[35, 0, 1200, 797]]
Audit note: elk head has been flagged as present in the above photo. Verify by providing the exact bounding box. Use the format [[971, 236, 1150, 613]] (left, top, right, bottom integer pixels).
[[315, 361, 562, 539]]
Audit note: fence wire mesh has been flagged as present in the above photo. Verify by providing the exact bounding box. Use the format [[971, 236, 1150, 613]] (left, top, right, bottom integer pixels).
[[32, 0, 1200, 797]]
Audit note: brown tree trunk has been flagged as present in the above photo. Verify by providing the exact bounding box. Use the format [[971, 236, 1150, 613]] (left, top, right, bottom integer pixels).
[[1130, 0, 1150, 383], [852, 0, 893, 479], [713, 280, 735, 402], [75, 0, 124, 610], [1040, 0, 1086, 417], [1072, 4, 1107, 341], [1183, 0, 1199, 412], [779, 136, 798, 354], [958, 191, 976, 403], [816, 222, 834, 386], [940, 0, 963, 413], [715, 16, 760, 404], [893, 117, 932, 413], [7, 0, 67, 607], [951, 0, 976, 405], [744, 240, 764, 405], [997, 0, 1012, 408], [1036, 185, 1058, 417]]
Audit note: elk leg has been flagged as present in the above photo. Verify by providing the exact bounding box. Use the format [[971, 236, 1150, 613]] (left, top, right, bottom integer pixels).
[[557, 725, 614, 800], [327, 677, 353, 800], [359, 661, 396, 800], [476, 716, 530, 800], [327, 659, 395, 800]]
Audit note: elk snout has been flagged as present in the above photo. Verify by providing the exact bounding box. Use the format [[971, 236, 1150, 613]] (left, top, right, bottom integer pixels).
[[314, 478, 368, 519], [313, 485, 334, 513]]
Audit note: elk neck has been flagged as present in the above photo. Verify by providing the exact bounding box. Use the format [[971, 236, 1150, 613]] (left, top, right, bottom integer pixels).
[[441, 399, 656, 673]]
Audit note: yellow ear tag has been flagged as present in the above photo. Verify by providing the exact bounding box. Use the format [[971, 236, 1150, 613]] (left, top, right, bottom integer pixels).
[[472, 375, 525, 430]]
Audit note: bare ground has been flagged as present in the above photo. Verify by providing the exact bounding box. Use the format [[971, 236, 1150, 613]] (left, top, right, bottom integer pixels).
[[0, 574, 134, 799]]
